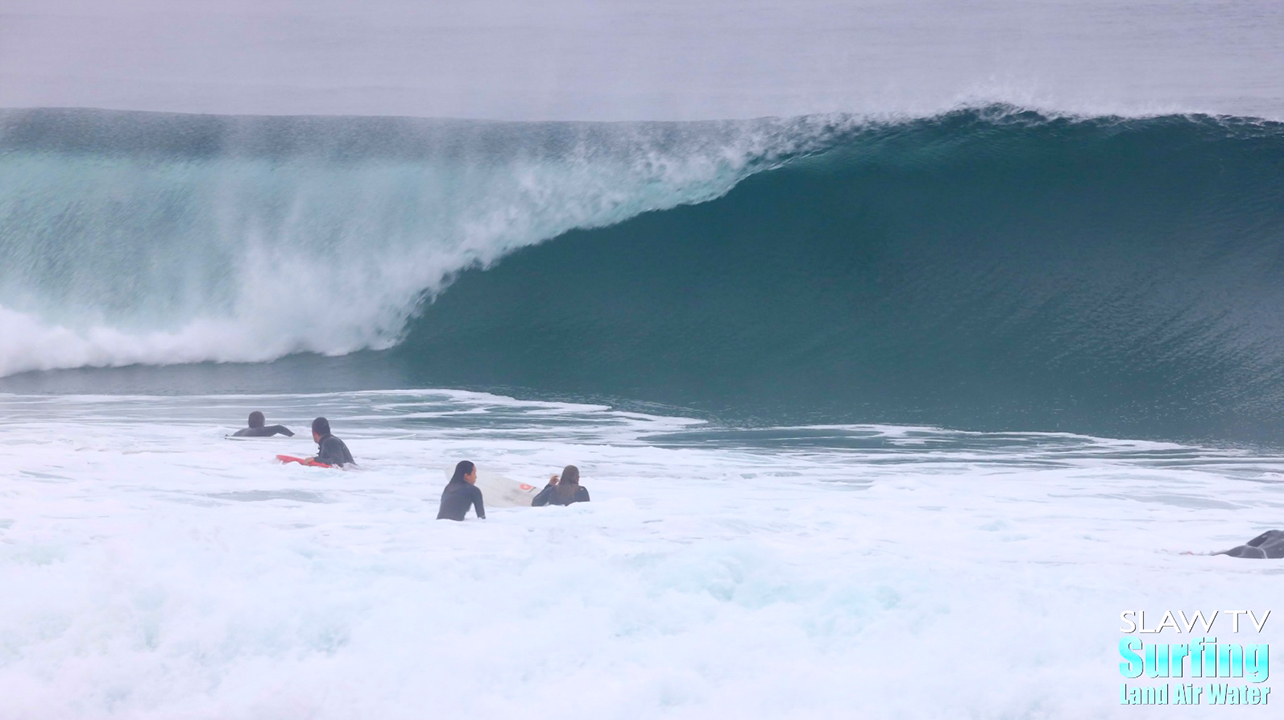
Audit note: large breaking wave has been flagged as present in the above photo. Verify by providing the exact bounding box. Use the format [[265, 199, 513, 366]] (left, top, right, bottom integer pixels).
[[3, 106, 1284, 440]]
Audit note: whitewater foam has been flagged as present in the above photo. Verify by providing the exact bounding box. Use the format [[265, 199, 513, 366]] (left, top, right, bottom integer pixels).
[[0, 112, 845, 377], [1, 390, 1282, 718]]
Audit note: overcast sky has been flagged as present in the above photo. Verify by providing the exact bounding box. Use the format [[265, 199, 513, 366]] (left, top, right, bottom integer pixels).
[[2, 0, 1281, 120]]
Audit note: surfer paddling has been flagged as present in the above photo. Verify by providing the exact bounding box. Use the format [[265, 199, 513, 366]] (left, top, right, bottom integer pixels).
[[232, 411, 295, 438], [1218, 530, 1284, 559], [531, 465, 591, 506], [307, 417, 355, 467], [438, 460, 486, 520]]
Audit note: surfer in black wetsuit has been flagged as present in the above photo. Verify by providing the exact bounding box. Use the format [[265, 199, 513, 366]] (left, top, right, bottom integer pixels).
[[232, 411, 295, 438], [532, 465, 591, 506], [438, 460, 486, 521], [308, 417, 355, 467], [1218, 530, 1284, 559]]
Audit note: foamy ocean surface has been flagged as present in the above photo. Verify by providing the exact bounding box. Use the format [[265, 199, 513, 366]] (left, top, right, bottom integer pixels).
[[2, 390, 1283, 719]]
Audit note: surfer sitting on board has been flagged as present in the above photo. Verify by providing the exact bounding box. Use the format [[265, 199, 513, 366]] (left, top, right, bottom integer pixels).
[[307, 417, 355, 467], [531, 465, 591, 506], [232, 411, 295, 438], [438, 460, 486, 521]]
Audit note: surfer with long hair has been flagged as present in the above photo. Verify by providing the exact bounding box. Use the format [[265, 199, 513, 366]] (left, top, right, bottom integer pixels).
[[531, 465, 591, 506], [437, 460, 486, 520]]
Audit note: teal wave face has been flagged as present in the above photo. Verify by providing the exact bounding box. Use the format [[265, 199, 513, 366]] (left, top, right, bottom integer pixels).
[[394, 110, 1284, 442]]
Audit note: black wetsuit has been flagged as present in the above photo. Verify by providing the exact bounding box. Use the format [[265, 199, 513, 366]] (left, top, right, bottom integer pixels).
[[437, 481, 486, 521], [1219, 530, 1284, 559], [232, 425, 295, 438], [314, 434, 355, 467], [531, 484, 590, 506]]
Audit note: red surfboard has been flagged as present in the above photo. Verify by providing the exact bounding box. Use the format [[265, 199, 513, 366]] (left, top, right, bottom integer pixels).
[[276, 454, 333, 468]]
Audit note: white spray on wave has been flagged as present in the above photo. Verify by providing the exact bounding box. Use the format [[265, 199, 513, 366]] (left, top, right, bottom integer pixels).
[[0, 116, 846, 377]]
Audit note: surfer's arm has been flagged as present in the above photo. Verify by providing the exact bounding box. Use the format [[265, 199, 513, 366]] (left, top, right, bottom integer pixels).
[[531, 484, 555, 507], [267, 425, 295, 437], [471, 485, 486, 519]]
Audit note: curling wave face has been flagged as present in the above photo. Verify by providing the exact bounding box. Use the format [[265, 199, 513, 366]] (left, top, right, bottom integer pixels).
[[395, 109, 1284, 441]]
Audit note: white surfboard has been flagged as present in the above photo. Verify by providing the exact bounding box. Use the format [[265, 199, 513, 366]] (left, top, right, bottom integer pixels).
[[444, 468, 540, 508]]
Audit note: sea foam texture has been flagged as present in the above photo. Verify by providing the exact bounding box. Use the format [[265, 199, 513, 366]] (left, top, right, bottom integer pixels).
[[0, 110, 845, 377], [1, 391, 1283, 719]]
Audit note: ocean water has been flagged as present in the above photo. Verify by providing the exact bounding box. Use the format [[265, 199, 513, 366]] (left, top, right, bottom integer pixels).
[[2, 390, 1283, 719], [3, 108, 1284, 441], [4, 1, 1284, 717]]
